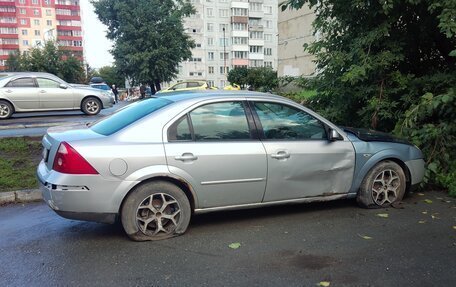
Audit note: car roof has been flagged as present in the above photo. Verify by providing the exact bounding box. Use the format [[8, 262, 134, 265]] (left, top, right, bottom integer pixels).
[[155, 90, 287, 103], [0, 72, 66, 85]]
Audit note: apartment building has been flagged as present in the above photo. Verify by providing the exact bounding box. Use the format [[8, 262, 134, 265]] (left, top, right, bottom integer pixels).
[[277, 5, 316, 77], [0, 0, 83, 70], [177, 0, 278, 88]]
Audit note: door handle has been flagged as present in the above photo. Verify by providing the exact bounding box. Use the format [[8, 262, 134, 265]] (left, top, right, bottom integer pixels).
[[5, 89, 12, 93], [271, 151, 290, 159], [39, 90, 46, 93], [174, 153, 198, 162]]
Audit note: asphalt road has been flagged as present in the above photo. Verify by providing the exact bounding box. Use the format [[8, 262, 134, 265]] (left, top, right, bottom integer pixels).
[[0, 101, 130, 138], [1, 190, 455, 286]]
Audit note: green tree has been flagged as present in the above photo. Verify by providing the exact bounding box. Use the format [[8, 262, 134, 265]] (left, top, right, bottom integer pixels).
[[5, 41, 85, 83], [92, 0, 195, 93], [97, 65, 125, 88], [227, 66, 249, 88], [246, 67, 278, 92], [281, 0, 456, 195]]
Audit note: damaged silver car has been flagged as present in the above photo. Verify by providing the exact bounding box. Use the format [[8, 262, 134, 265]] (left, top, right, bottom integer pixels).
[[37, 91, 425, 241]]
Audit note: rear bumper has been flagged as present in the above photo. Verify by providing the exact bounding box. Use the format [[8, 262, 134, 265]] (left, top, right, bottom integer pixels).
[[37, 160, 129, 224]]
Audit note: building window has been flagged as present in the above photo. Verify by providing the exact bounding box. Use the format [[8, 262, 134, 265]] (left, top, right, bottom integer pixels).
[[249, 46, 262, 53], [20, 19, 27, 25], [207, 8, 213, 17], [23, 40, 29, 46], [219, 52, 229, 60], [264, 61, 273, 67], [34, 19, 40, 26], [34, 9, 40, 16], [196, 43, 201, 48], [264, 6, 273, 14], [21, 29, 28, 35], [20, 8, 26, 15], [47, 20, 52, 26], [207, 23, 214, 32], [250, 31, 263, 39], [46, 9, 51, 16], [219, 38, 228, 47], [264, 48, 272, 56], [231, 8, 248, 16], [232, 37, 248, 45], [208, 52, 214, 61], [264, 34, 272, 42], [219, 66, 229, 74], [249, 3, 262, 12], [19, 0, 25, 4], [32, 0, 39, 4], [232, 23, 247, 31], [265, 20, 272, 29], [219, 9, 228, 17], [233, 51, 248, 59], [34, 30, 40, 36], [44, 0, 51, 5], [219, 24, 228, 32], [208, 66, 214, 74], [207, 37, 214, 46]]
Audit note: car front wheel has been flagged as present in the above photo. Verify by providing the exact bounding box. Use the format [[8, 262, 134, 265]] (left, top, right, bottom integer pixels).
[[121, 181, 191, 241], [0, 100, 13, 119], [81, 97, 101, 115], [357, 160, 406, 208]]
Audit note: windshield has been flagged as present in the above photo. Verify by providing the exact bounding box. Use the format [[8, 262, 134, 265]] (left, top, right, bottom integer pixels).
[[90, 98, 173, 135], [91, 84, 111, 91]]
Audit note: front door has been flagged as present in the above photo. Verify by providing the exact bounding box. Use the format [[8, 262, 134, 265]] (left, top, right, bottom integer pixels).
[[249, 101, 355, 202], [36, 77, 74, 110], [164, 101, 267, 208]]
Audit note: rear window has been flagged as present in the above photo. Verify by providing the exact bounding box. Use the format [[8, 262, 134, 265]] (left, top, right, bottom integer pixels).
[[90, 98, 173, 135], [91, 84, 110, 91]]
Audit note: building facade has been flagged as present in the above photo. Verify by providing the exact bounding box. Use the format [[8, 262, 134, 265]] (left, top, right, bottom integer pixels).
[[0, 0, 83, 70], [176, 0, 278, 88], [277, 5, 316, 77]]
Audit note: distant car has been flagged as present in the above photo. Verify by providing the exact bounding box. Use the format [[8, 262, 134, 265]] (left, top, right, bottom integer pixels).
[[158, 80, 217, 93], [37, 91, 425, 241], [0, 72, 114, 119], [223, 84, 241, 90], [90, 83, 115, 102]]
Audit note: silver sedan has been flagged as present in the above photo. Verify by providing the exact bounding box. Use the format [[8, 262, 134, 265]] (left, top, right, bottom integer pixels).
[[37, 91, 425, 241], [0, 72, 114, 119]]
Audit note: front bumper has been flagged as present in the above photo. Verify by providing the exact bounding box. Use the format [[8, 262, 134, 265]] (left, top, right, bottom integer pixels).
[[405, 159, 425, 185]]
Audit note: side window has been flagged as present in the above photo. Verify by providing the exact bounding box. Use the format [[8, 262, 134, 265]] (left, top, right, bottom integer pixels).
[[253, 102, 327, 140], [5, 77, 36, 88], [187, 82, 200, 88], [37, 78, 60, 88], [189, 101, 251, 140], [168, 115, 192, 141], [172, 83, 186, 90]]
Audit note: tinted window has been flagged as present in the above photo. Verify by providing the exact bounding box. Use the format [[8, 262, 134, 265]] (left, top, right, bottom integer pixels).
[[253, 102, 327, 140], [172, 83, 186, 90], [91, 84, 110, 91], [90, 98, 172, 136], [37, 78, 60, 88], [6, 77, 35, 88], [168, 115, 192, 141], [187, 82, 201, 88], [190, 102, 250, 140]]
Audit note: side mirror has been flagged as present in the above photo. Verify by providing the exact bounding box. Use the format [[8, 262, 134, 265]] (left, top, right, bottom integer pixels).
[[59, 83, 68, 89], [328, 129, 343, 141]]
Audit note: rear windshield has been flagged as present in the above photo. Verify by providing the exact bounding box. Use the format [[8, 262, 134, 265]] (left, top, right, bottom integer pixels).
[[90, 98, 173, 135]]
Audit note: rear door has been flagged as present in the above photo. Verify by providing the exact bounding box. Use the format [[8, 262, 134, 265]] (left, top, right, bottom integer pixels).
[[164, 100, 267, 208], [249, 100, 355, 202], [1, 77, 39, 110], [37, 77, 74, 109]]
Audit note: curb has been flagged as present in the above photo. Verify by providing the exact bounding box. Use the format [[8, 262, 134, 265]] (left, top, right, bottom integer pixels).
[[0, 122, 85, 130], [0, 189, 42, 205]]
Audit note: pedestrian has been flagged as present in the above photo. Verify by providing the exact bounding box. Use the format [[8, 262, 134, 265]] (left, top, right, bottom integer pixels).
[[139, 84, 146, 99], [111, 84, 119, 103]]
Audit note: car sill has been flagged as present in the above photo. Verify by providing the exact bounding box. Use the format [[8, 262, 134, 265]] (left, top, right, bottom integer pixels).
[[194, 193, 348, 214]]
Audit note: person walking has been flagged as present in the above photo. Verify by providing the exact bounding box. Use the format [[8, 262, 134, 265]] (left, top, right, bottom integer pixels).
[[139, 84, 146, 99], [111, 84, 119, 103]]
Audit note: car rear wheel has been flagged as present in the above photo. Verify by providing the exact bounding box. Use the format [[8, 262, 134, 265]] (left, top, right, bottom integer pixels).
[[121, 181, 191, 241], [0, 100, 13, 119], [81, 97, 101, 115], [357, 160, 406, 208]]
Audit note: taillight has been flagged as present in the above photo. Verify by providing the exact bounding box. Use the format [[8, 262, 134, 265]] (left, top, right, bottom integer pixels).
[[53, 142, 99, 174]]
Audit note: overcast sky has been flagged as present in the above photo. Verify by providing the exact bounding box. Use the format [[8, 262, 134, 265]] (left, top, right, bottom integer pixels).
[[81, 0, 114, 69]]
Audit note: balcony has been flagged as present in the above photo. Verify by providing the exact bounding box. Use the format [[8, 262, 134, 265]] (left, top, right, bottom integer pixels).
[[57, 25, 81, 31], [249, 11, 264, 19], [231, 2, 249, 9], [249, 24, 263, 31], [232, 30, 248, 38], [231, 16, 248, 24], [232, 59, 249, 66], [57, 35, 82, 41], [56, 14, 81, 21], [249, 53, 264, 60]]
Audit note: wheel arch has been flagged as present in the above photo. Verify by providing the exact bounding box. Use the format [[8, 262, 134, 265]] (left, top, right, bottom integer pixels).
[[81, 95, 103, 109], [119, 175, 197, 216], [0, 98, 16, 112], [350, 153, 412, 195]]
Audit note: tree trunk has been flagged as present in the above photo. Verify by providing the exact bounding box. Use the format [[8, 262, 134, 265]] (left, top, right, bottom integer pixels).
[[154, 80, 161, 92]]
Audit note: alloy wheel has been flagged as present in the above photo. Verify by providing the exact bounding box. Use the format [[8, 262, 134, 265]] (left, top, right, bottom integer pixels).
[[0, 103, 10, 118], [371, 169, 401, 205]]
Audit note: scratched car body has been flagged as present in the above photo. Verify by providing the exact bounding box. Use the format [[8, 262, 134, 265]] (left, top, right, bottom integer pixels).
[[37, 91, 425, 241]]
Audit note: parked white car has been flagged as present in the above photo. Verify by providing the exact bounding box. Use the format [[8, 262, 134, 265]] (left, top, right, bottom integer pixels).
[[0, 72, 114, 119]]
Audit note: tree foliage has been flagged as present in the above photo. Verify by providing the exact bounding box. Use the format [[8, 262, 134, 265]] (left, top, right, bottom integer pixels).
[[281, 0, 456, 195], [92, 0, 195, 89], [5, 41, 85, 83], [228, 67, 278, 91], [93, 65, 125, 88]]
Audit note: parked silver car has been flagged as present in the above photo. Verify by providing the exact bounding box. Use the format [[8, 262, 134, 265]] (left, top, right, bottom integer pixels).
[[0, 72, 114, 119], [37, 91, 425, 241]]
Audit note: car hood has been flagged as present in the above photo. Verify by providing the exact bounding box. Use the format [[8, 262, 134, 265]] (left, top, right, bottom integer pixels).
[[342, 127, 411, 145]]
